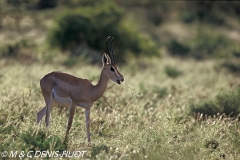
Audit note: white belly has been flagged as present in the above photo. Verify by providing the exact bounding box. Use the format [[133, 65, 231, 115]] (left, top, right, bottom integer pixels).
[[52, 89, 93, 108], [78, 102, 92, 108], [52, 89, 72, 107]]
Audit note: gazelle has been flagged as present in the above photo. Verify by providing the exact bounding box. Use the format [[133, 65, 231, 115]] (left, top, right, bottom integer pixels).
[[37, 36, 124, 144]]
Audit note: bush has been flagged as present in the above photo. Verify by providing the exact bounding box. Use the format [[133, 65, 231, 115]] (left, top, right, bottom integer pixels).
[[0, 44, 19, 57], [35, 0, 58, 9], [181, 1, 224, 25], [48, 2, 124, 52], [91, 144, 109, 158], [21, 129, 67, 154], [220, 1, 240, 16], [167, 39, 189, 57], [47, 1, 159, 62], [190, 34, 229, 60], [61, 0, 100, 7], [153, 87, 168, 99], [182, 1, 240, 24], [233, 50, 240, 58], [222, 59, 240, 75], [0, 40, 28, 57], [167, 34, 232, 60], [190, 88, 240, 119], [119, 1, 168, 26], [181, 11, 195, 23], [164, 65, 182, 78], [145, 1, 169, 26]]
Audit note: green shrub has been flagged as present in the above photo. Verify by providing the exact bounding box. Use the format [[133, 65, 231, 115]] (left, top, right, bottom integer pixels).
[[181, 11, 196, 23], [120, 1, 169, 26], [47, 1, 159, 62], [61, 0, 102, 7], [164, 65, 182, 78], [233, 50, 240, 58], [181, 1, 224, 25], [91, 144, 108, 158], [0, 44, 19, 57], [167, 39, 189, 57], [0, 40, 28, 57], [7, 0, 29, 6], [222, 60, 240, 75], [0, 39, 36, 64], [219, 1, 240, 16], [21, 129, 67, 154], [63, 56, 79, 67], [167, 34, 232, 60], [190, 34, 229, 60], [35, 0, 58, 9], [145, 1, 169, 26], [182, 1, 240, 24], [153, 86, 168, 99], [205, 140, 219, 150], [48, 2, 123, 50], [190, 88, 240, 119]]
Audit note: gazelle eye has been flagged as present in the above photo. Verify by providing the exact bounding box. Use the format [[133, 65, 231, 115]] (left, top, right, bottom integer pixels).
[[110, 66, 115, 72]]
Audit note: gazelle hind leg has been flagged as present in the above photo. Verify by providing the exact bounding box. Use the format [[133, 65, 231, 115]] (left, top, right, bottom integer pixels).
[[45, 92, 54, 127], [37, 100, 57, 124], [37, 106, 47, 124], [37, 89, 50, 124]]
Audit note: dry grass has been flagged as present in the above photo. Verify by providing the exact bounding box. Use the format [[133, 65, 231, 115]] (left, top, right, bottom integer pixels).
[[1, 2, 240, 159], [0, 54, 240, 159]]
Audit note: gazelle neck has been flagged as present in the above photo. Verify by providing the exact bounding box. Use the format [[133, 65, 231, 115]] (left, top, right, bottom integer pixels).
[[91, 69, 109, 101]]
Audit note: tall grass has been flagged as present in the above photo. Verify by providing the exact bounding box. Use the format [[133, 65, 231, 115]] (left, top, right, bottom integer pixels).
[[1, 1, 240, 159], [0, 56, 239, 159]]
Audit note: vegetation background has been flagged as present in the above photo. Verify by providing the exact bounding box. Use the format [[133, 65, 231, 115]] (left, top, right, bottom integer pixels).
[[0, 0, 240, 159]]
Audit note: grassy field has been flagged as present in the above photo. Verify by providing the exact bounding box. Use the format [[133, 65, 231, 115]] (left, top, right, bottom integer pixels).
[[0, 56, 240, 159], [1, 1, 240, 160]]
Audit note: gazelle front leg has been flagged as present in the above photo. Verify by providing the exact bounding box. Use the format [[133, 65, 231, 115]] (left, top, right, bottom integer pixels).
[[85, 108, 91, 144], [64, 102, 76, 142]]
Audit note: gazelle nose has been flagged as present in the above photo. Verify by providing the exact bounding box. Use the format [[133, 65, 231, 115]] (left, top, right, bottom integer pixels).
[[121, 78, 124, 82]]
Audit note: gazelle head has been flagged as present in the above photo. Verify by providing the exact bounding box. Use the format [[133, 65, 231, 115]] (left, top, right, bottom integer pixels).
[[102, 36, 124, 84]]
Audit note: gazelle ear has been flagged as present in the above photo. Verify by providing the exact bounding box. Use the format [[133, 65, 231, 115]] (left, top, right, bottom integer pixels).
[[102, 53, 111, 66]]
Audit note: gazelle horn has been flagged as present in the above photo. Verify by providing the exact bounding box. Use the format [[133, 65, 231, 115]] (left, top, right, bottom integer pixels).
[[106, 36, 115, 64], [110, 37, 116, 64]]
